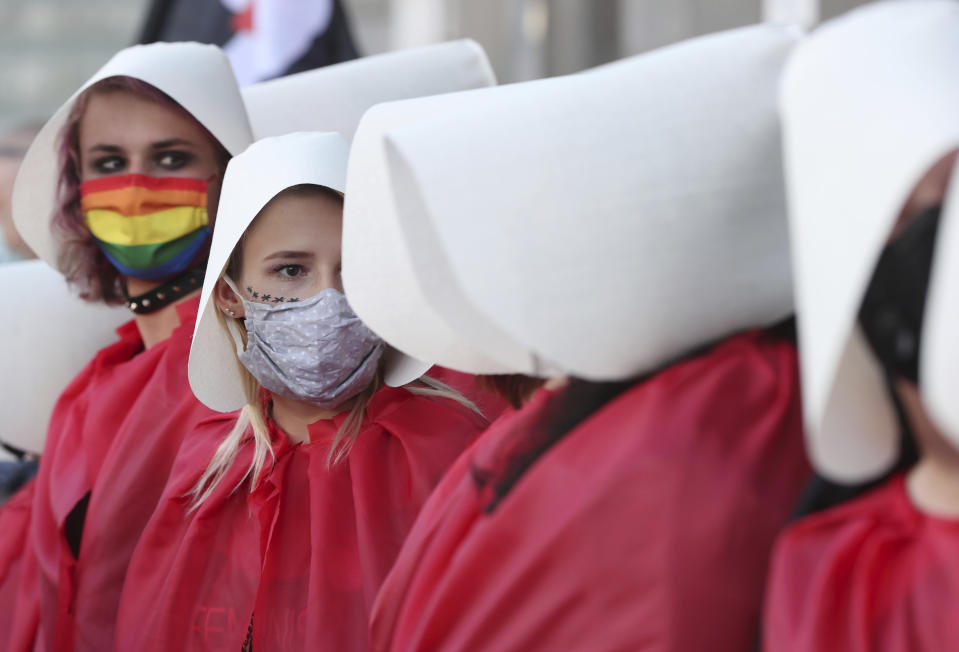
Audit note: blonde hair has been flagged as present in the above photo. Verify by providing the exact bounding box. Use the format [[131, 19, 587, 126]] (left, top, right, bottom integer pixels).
[[189, 293, 482, 509]]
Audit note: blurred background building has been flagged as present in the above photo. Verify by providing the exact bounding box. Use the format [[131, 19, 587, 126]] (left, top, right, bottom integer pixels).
[[0, 0, 874, 134]]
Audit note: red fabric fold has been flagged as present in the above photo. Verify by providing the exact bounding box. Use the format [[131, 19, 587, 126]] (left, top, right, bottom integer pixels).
[[5, 296, 217, 651], [0, 478, 37, 637], [115, 383, 494, 651], [763, 474, 959, 652], [371, 331, 809, 651]]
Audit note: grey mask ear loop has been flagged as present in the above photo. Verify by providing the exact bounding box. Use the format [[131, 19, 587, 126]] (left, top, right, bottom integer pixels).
[[221, 276, 249, 357]]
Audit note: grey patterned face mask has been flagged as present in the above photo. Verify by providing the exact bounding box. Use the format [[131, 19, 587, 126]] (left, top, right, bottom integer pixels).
[[223, 277, 385, 409]]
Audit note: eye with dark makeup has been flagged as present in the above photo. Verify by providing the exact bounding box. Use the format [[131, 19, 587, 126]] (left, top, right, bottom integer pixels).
[[91, 156, 127, 174], [154, 150, 194, 171], [87, 149, 195, 176]]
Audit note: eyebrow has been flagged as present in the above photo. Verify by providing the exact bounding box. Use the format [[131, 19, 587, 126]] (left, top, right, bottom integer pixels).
[[85, 138, 197, 154], [87, 144, 124, 154], [263, 250, 316, 262], [150, 138, 196, 150]]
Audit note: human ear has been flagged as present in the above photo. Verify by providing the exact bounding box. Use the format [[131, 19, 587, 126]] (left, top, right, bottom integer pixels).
[[213, 277, 245, 319]]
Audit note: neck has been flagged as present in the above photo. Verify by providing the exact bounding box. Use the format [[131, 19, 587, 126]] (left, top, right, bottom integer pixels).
[[127, 276, 197, 349], [544, 376, 570, 391], [270, 393, 343, 445], [898, 380, 959, 517], [908, 458, 959, 518]]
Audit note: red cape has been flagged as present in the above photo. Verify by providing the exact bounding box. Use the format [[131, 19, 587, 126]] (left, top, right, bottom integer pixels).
[[115, 384, 493, 651], [371, 331, 809, 651], [5, 297, 216, 651], [763, 474, 959, 652], [0, 477, 36, 637]]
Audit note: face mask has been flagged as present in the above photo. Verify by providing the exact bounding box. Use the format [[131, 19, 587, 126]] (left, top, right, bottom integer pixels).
[[223, 277, 385, 409], [80, 173, 211, 280], [858, 204, 941, 385]]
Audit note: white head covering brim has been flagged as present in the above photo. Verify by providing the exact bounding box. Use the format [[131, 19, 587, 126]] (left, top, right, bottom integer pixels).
[[925, 164, 959, 447], [345, 24, 799, 379], [344, 87, 528, 376], [780, 0, 959, 482], [241, 39, 496, 141], [0, 260, 129, 454], [12, 42, 253, 272], [190, 132, 357, 412]]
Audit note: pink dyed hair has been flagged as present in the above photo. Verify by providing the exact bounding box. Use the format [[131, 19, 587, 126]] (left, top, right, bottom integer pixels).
[[52, 76, 231, 304]]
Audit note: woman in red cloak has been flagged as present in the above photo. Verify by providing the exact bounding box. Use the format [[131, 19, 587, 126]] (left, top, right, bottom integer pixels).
[[342, 24, 810, 652], [3, 42, 252, 651], [762, 3, 959, 650], [114, 132, 498, 651]]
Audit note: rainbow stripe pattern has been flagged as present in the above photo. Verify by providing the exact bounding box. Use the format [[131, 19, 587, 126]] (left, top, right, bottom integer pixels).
[[81, 174, 211, 280]]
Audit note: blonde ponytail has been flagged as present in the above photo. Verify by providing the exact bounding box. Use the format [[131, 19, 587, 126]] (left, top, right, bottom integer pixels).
[[188, 309, 274, 509]]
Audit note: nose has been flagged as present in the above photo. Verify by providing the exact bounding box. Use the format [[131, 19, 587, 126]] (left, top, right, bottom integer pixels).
[[126, 155, 148, 176], [318, 268, 343, 294]]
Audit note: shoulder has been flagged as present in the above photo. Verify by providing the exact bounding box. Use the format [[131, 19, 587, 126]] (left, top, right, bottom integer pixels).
[[658, 329, 798, 394], [94, 318, 144, 367], [346, 387, 489, 473], [780, 476, 913, 550], [421, 367, 511, 421], [165, 412, 250, 496], [581, 330, 801, 442], [45, 340, 134, 443], [366, 385, 488, 435], [764, 476, 919, 648], [56, 326, 140, 400], [768, 478, 915, 605]]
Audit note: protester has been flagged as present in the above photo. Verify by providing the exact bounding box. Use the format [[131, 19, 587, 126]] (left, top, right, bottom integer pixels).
[[343, 24, 810, 651], [763, 3, 959, 650], [4, 42, 252, 650]]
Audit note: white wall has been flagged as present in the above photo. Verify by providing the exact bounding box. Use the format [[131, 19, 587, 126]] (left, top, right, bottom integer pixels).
[[0, 0, 150, 133], [1, 0, 880, 132], [345, 0, 879, 83]]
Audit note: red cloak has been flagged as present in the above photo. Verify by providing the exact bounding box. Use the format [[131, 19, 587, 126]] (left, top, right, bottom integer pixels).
[[371, 330, 809, 651], [763, 474, 959, 651], [114, 384, 492, 651], [0, 477, 36, 636], [5, 297, 217, 651]]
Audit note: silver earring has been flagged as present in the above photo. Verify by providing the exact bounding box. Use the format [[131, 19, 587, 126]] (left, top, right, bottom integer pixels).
[[226, 308, 237, 317]]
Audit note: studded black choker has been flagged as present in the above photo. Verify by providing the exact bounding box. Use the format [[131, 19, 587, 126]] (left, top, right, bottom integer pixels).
[[123, 263, 206, 314]]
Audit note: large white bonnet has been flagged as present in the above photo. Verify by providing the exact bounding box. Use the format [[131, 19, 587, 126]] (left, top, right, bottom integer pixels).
[[0, 260, 129, 454], [780, 0, 959, 482], [12, 42, 253, 271], [241, 39, 496, 140], [344, 24, 800, 380]]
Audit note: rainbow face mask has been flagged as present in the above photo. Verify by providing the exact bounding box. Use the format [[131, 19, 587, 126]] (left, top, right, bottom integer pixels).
[[80, 173, 212, 280]]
